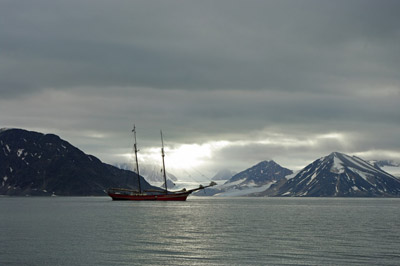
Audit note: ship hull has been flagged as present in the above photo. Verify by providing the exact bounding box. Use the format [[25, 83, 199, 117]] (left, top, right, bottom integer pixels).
[[108, 191, 190, 201]]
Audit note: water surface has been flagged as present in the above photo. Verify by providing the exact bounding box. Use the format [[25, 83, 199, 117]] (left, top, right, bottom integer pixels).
[[1, 197, 399, 265]]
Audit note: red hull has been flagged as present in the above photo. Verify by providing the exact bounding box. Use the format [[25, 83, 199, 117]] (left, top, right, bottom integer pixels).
[[108, 191, 190, 201], [107, 182, 216, 201]]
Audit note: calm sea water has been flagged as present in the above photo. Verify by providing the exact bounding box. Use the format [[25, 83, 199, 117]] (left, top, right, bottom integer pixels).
[[1, 197, 399, 266]]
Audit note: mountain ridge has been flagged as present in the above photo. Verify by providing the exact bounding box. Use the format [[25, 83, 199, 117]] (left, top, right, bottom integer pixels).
[[0, 128, 155, 196], [196, 160, 293, 196], [2, 129, 399, 197], [262, 152, 400, 197]]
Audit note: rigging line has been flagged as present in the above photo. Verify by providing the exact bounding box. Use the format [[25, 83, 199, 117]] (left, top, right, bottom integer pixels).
[[188, 165, 212, 182], [158, 133, 209, 185], [182, 167, 208, 184], [173, 167, 204, 186], [180, 168, 201, 183]]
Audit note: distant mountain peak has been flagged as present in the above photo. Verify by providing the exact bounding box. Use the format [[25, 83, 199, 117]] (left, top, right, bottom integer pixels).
[[268, 152, 400, 197], [260, 159, 277, 165], [228, 160, 293, 184], [196, 160, 293, 197]]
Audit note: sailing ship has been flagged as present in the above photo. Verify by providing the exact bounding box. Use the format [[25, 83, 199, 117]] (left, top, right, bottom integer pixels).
[[107, 126, 216, 201]]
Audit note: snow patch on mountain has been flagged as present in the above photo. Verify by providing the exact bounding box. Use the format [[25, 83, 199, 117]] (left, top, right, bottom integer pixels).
[[214, 182, 275, 197], [286, 171, 299, 180], [371, 160, 400, 177], [195, 160, 292, 197], [269, 152, 400, 197], [382, 166, 400, 177], [307, 172, 318, 185], [17, 149, 24, 157], [331, 156, 344, 174]]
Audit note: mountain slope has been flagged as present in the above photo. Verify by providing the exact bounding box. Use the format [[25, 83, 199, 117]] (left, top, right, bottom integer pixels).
[[0, 128, 154, 196], [196, 160, 293, 196], [228, 160, 293, 185], [370, 160, 400, 178], [268, 152, 400, 197]]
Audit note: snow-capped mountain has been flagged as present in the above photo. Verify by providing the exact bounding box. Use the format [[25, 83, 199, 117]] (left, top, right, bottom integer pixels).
[[268, 152, 400, 197], [114, 162, 177, 188], [0, 128, 155, 196], [371, 160, 400, 168], [228, 160, 293, 185], [196, 160, 293, 196], [370, 160, 400, 177]]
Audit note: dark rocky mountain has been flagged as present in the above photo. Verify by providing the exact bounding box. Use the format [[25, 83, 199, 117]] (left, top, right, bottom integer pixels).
[[228, 160, 293, 185], [264, 152, 400, 197], [0, 128, 155, 196], [196, 160, 293, 196]]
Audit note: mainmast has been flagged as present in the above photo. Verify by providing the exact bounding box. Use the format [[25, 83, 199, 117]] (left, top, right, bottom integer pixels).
[[132, 125, 141, 193], [160, 130, 168, 194]]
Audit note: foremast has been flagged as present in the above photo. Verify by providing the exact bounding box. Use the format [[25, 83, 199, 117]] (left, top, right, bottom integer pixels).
[[160, 130, 168, 194], [132, 125, 142, 193]]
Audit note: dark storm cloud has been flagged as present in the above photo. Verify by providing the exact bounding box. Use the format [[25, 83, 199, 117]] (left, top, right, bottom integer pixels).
[[2, 0, 399, 96], [1, 0, 399, 172]]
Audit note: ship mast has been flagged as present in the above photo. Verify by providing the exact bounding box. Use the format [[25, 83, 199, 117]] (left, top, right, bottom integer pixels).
[[132, 125, 141, 193], [160, 130, 168, 194]]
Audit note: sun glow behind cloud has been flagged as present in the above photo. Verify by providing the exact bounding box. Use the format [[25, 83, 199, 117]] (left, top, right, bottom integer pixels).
[[138, 141, 231, 170], [119, 131, 351, 174], [113, 128, 398, 179]]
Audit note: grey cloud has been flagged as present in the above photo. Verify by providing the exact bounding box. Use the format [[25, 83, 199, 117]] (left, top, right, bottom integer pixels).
[[2, 0, 399, 96], [1, 0, 399, 173]]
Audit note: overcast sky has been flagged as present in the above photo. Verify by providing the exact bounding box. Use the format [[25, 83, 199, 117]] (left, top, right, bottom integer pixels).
[[1, 0, 399, 179]]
